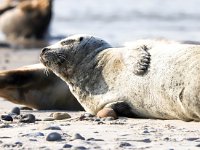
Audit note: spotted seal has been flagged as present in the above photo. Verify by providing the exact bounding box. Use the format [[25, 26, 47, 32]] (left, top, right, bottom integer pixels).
[[40, 34, 200, 121]]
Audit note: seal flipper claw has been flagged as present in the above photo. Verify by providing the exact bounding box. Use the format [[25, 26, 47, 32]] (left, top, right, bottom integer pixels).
[[133, 45, 151, 75]]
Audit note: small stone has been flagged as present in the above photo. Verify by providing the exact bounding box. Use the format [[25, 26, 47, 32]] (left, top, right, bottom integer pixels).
[[196, 144, 200, 147], [63, 144, 72, 148], [94, 118, 101, 122], [43, 117, 54, 121], [11, 107, 20, 115], [186, 137, 199, 141], [142, 138, 151, 143], [53, 112, 71, 120], [87, 138, 104, 141], [15, 142, 23, 147], [71, 133, 85, 140], [82, 113, 94, 117], [32, 132, 44, 137], [1, 115, 13, 121], [119, 142, 131, 147], [46, 132, 62, 141], [143, 130, 150, 134], [44, 126, 61, 130], [71, 146, 87, 150], [19, 114, 35, 123], [163, 137, 170, 141], [97, 108, 118, 119], [104, 117, 115, 121]]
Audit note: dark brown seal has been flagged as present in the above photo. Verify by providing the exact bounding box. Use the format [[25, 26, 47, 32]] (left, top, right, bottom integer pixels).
[[0, 64, 83, 110]]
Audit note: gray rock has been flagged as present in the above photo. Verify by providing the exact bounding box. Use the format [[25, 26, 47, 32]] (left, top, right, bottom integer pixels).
[[71, 146, 87, 150], [186, 137, 199, 141], [63, 144, 72, 148], [1, 115, 13, 121], [71, 133, 85, 140], [11, 107, 20, 115], [44, 126, 61, 130], [87, 138, 104, 141], [19, 114, 35, 123], [53, 112, 71, 120], [46, 132, 62, 141], [82, 113, 94, 117], [119, 142, 132, 147]]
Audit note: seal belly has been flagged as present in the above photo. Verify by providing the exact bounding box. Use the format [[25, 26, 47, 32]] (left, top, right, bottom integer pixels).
[[147, 44, 200, 120]]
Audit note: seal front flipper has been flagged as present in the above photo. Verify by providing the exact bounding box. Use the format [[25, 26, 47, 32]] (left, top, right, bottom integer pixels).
[[123, 45, 151, 75]]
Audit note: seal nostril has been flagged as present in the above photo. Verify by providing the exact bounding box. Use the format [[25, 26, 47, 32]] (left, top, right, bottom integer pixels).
[[42, 47, 50, 53]]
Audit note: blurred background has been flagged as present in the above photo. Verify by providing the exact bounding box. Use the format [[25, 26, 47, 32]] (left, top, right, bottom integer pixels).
[[0, 0, 200, 70], [49, 0, 200, 45], [1, 0, 200, 46]]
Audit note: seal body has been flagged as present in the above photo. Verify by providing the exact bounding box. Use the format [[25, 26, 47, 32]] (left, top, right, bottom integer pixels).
[[40, 34, 200, 121], [0, 64, 83, 110]]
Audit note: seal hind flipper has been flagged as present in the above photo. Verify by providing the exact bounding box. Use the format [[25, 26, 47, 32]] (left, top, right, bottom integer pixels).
[[105, 101, 139, 118]]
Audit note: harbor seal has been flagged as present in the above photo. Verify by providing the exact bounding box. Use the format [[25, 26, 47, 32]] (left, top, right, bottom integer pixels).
[[0, 64, 83, 110], [40, 34, 200, 121]]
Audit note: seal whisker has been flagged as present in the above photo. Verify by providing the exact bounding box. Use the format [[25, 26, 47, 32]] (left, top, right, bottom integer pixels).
[[44, 68, 50, 76]]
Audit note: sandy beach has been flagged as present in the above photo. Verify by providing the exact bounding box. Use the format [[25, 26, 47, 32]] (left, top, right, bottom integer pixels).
[[0, 48, 200, 150]]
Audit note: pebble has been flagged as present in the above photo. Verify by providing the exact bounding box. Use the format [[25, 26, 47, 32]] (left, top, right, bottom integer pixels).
[[196, 144, 200, 147], [46, 132, 62, 141], [21, 132, 44, 137], [53, 112, 71, 120], [19, 114, 35, 123], [119, 142, 132, 147], [15, 142, 23, 147], [32, 132, 44, 137], [1, 115, 13, 121], [97, 108, 118, 119], [87, 138, 104, 141], [186, 137, 199, 141], [82, 113, 94, 117], [11, 107, 20, 115], [71, 133, 85, 140], [102, 117, 115, 121], [142, 138, 151, 143], [71, 146, 87, 150], [44, 126, 61, 130], [63, 144, 72, 148]]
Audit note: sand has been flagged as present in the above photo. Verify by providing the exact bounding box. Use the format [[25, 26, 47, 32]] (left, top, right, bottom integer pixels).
[[0, 48, 200, 150]]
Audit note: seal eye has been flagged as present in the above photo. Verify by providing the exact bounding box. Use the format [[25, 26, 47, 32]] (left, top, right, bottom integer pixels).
[[79, 37, 84, 42], [61, 39, 75, 46]]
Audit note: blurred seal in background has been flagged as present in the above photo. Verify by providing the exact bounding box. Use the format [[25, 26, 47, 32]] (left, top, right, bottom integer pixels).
[[0, 0, 53, 48]]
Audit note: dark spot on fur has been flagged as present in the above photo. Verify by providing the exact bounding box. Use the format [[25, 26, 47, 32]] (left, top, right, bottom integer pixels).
[[110, 101, 139, 118]]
